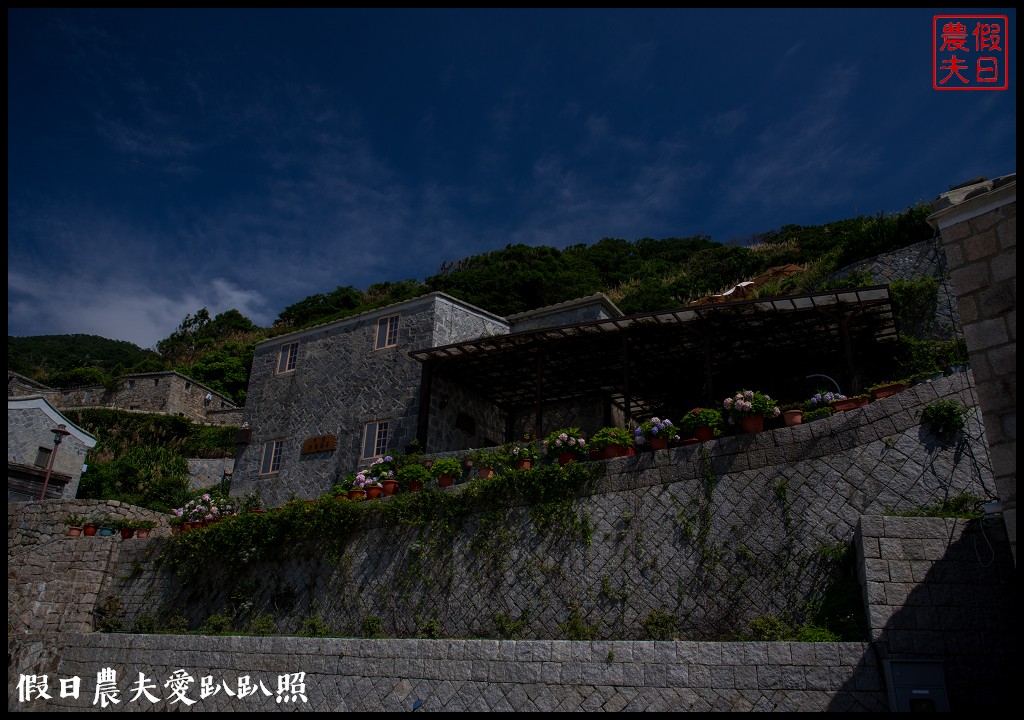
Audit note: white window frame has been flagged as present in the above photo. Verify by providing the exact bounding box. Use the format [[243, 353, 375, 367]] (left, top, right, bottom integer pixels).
[[276, 341, 299, 374], [375, 314, 400, 350], [259, 440, 283, 475], [361, 420, 390, 459]]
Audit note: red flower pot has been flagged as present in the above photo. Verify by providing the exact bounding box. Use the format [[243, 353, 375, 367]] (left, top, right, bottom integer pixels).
[[382, 479, 400, 496], [366, 485, 383, 499], [831, 397, 869, 412], [694, 426, 715, 442], [557, 451, 576, 466], [782, 410, 803, 426], [437, 474, 455, 487], [741, 415, 765, 433], [649, 437, 669, 450], [514, 459, 532, 470]]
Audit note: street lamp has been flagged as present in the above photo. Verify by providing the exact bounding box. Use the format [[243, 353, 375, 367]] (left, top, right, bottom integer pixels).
[[39, 423, 71, 501]]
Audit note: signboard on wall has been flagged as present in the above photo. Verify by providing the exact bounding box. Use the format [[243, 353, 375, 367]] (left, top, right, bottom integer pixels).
[[301, 435, 337, 455]]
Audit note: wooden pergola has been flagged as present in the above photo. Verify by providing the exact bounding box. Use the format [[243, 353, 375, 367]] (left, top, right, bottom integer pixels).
[[410, 286, 899, 444]]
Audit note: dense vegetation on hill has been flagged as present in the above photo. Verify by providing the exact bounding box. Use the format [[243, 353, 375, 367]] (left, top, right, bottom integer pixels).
[[9, 204, 936, 403]]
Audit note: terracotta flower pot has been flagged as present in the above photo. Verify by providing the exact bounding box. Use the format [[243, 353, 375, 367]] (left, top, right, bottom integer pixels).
[[831, 397, 869, 412], [437, 474, 455, 487], [68, 526, 83, 537], [348, 488, 367, 500], [740, 415, 765, 433], [366, 485, 383, 499], [649, 437, 669, 450], [514, 459, 532, 470], [83, 524, 98, 537], [478, 467, 495, 479], [120, 527, 135, 540], [870, 383, 909, 400], [694, 426, 715, 442], [782, 410, 803, 426], [382, 479, 399, 496], [407, 480, 423, 493], [557, 451, 576, 465], [137, 528, 151, 539]]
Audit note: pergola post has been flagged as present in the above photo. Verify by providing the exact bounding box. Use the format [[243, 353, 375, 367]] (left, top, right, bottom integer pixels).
[[416, 359, 433, 449]]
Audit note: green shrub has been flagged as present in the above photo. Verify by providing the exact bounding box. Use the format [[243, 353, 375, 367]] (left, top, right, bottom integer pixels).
[[642, 609, 680, 640], [921, 400, 968, 437]]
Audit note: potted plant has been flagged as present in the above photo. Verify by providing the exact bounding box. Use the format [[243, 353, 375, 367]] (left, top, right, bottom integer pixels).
[[168, 515, 185, 535], [365, 455, 395, 498], [723, 390, 781, 433], [177, 490, 237, 527], [470, 448, 504, 478], [397, 462, 430, 493], [111, 518, 135, 540], [96, 515, 115, 536], [868, 379, 911, 400], [64, 513, 86, 537], [776, 402, 804, 427], [504, 437, 540, 470], [83, 516, 100, 537], [633, 417, 681, 450], [831, 393, 870, 412], [588, 427, 634, 458], [239, 490, 264, 514], [543, 428, 588, 465], [430, 457, 463, 487], [680, 408, 724, 441], [134, 519, 157, 539]]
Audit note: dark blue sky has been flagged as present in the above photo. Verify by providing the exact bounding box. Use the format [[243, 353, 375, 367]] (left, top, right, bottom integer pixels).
[[8, 9, 1016, 348]]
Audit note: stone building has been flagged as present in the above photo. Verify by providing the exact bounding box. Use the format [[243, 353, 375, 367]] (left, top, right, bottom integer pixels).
[[8, 396, 96, 500], [7, 369, 242, 426]]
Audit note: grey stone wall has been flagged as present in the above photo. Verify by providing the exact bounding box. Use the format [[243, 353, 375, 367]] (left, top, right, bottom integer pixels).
[[933, 192, 1016, 563], [512, 395, 607, 441], [188, 458, 235, 492], [856, 515, 1016, 710], [110, 375, 988, 643], [826, 237, 961, 340], [430, 375, 507, 451], [8, 500, 173, 635], [11, 633, 886, 712], [432, 295, 509, 346], [14, 371, 239, 424]]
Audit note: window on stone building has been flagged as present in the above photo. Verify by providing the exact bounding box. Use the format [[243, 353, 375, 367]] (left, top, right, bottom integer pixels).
[[259, 440, 283, 475], [154, 378, 160, 386], [375, 315, 400, 350], [128, 379, 135, 388], [276, 341, 300, 374], [35, 446, 52, 468], [362, 420, 390, 459]]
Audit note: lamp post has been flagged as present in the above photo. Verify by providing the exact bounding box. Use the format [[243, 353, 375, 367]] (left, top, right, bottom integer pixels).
[[39, 423, 71, 501]]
